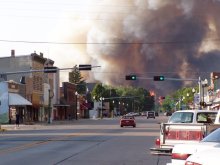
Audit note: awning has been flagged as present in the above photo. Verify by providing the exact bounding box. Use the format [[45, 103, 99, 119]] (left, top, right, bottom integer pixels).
[[9, 93, 32, 106]]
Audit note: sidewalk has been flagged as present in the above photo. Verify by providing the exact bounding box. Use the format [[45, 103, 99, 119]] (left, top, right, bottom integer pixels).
[[0, 117, 119, 131], [0, 120, 81, 131]]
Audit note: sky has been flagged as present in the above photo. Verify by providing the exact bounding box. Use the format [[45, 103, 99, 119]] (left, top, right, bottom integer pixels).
[[1, 0, 220, 96]]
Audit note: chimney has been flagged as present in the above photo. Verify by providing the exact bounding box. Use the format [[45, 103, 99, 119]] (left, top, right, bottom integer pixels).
[[11, 50, 15, 57], [40, 52, 43, 57]]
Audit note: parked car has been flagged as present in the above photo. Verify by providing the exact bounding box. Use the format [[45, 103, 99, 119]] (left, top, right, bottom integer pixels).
[[120, 115, 136, 127], [141, 111, 147, 116], [126, 112, 140, 116], [164, 111, 172, 116], [185, 148, 220, 165], [167, 127, 220, 165], [147, 111, 155, 119]]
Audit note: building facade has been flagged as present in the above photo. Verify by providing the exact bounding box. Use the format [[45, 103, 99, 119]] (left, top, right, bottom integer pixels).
[[0, 51, 60, 122]]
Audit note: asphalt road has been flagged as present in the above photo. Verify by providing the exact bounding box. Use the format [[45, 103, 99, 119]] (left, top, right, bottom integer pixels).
[[0, 115, 171, 165]]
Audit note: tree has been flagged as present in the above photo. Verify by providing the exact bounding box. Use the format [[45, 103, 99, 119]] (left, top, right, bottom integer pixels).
[[91, 84, 105, 101], [161, 96, 173, 112], [69, 65, 86, 94], [114, 86, 154, 112], [162, 86, 199, 111]]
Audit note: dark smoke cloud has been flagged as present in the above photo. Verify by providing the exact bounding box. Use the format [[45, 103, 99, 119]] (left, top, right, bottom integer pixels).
[[55, 0, 220, 95]]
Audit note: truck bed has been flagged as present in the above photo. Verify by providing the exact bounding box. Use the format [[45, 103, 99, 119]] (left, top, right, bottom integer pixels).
[[150, 123, 220, 155]]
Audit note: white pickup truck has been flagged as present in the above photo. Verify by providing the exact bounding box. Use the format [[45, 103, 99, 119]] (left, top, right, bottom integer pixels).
[[150, 109, 220, 156]]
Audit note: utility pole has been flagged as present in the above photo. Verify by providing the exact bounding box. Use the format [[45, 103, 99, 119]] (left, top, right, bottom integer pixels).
[[198, 77, 202, 109], [75, 92, 78, 120], [48, 89, 54, 124], [48, 89, 51, 123]]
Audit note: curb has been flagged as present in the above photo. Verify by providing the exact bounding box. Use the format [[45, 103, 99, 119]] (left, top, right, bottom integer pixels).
[[0, 128, 7, 132]]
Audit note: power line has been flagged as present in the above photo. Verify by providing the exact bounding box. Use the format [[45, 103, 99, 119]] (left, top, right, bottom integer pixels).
[[0, 0, 135, 8], [0, 14, 125, 21], [0, 7, 130, 15], [0, 38, 220, 45]]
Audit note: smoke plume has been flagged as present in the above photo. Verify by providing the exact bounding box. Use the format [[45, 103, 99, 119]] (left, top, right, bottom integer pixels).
[[50, 0, 220, 95]]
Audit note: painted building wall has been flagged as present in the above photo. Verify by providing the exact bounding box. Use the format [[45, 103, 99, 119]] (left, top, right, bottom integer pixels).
[[0, 82, 9, 123]]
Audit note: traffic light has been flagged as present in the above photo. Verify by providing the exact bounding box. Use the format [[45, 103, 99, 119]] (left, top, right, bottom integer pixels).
[[159, 96, 165, 99], [200, 101, 206, 107], [44, 66, 57, 73], [125, 75, 137, 80], [153, 76, 165, 81], [79, 64, 92, 70]]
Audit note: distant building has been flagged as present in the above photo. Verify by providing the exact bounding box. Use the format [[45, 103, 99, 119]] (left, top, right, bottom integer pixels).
[[56, 82, 76, 120], [55, 82, 91, 120]]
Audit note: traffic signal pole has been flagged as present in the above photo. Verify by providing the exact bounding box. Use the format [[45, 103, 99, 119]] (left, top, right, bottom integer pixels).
[[0, 65, 99, 126], [0, 65, 101, 78], [125, 75, 203, 109], [127, 76, 199, 81]]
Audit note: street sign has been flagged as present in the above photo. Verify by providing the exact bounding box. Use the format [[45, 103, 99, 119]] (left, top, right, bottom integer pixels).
[[194, 93, 200, 105]]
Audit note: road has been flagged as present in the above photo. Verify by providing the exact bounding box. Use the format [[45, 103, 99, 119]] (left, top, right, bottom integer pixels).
[[0, 115, 171, 165]]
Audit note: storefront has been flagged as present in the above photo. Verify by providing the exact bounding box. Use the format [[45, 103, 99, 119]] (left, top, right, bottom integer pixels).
[[8, 93, 32, 124]]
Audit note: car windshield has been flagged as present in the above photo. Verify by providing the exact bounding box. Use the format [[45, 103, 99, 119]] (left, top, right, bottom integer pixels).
[[202, 128, 220, 142], [168, 112, 193, 123]]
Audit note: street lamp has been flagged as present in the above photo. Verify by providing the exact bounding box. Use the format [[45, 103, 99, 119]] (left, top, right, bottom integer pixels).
[[182, 96, 185, 101], [48, 89, 54, 124], [191, 88, 197, 109], [100, 97, 104, 119], [179, 96, 185, 110], [185, 93, 190, 109], [201, 79, 208, 108], [112, 100, 115, 117], [213, 76, 219, 91], [75, 91, 78, 120]]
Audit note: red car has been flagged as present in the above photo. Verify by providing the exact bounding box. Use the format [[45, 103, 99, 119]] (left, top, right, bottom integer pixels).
[[120, 115, 136, 127]]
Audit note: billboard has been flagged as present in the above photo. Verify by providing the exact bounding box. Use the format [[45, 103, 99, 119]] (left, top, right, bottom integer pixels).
[[0, 82, 9, 123]]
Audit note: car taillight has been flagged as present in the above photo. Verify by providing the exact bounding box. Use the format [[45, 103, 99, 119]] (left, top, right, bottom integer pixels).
[[172, 153, 190, 160], [155, 138, 160, 146], [185, 161, 202, 165]]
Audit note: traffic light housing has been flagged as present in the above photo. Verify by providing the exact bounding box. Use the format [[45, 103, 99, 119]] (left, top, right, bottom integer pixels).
[[200, 101, 206, 107], [125, 75, 137, 80], [44, 66, 57, 73], [154, 76, 165, 81], [159, 96, 165, 99], [79, 64, 92, 70]]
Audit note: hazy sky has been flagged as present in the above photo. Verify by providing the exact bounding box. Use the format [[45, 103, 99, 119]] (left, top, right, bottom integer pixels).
[[1, 0, 220, 95], [0, 0, 103, 82]]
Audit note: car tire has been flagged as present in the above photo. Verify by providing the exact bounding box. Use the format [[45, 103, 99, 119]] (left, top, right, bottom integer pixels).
[[133, 125, 136, 128], [120, 125, 123, 127]]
